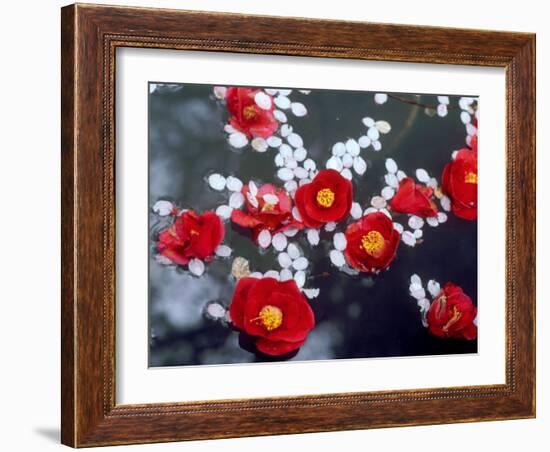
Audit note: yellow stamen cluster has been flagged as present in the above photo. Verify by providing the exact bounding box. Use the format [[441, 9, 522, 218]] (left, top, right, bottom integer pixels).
[[256, 305, 283, 331], [243, 105, 256, 120], [360, 231, 385, 256], [316, 188, 335, 208], [443, 305, 462, 332], [464, 171, 478, 184]]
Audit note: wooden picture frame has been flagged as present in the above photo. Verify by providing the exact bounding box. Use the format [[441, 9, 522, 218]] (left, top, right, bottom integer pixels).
[[61, 3, 536, 447]]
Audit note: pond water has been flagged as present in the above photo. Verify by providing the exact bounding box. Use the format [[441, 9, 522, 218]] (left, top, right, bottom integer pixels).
[[148, 83, 478, 367]]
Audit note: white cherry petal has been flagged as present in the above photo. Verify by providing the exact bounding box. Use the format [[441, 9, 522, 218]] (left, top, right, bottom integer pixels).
[[153, 200, 174, 216], [277, 168, 295, 181], [437, 103, 448, 117], [393, 222, 404, 234], [452, 150, 459, 160], [258, 229, 272, 248], [341, 168, 353, 180], [358, 135, 371, 148], [410, 285, 426, 300], [379, 208, 392, 219], [274, 153, 285, 167], [208, 173, 226, 191], [273, 109, 287, 123], [274, 95, 291, 109], [330, 250, 346, 267], [228, 132, 248, 148], [287, 133, 304, 148], [351, 202, 363, 219], [427, 280, 441, 298], [402, 231, 416, 247], [413, 229, 423, 239], [264, 270, 280, 280], [284, 180, 298, 193], [437, 95, 450, 105], [277, 252, 292, 268], [206, 302, 226, 319], [460, 111, 472, 124], [385, 158, 398, 174], [417, 298, 431, 312], [374, 93, 388, 104], [292, 207, 303, 222], [372, 140, 382, 151], [307, 229, 320, 246], [408, 215, 424, 229], [272, 233, 288, 251], [294, 147, 307, 161], [280, 124, 293, 137], [427, 217, 439, 227], [293, 257, 309, 271], [246, 192, 259, 208], [333, 232, 347, 251], [385, 173, 399, 188], [213, 86, 227, 99], [215, 205, 232, 220], [287, 243, 301, 259], [332, 142, 346, 156], [294, 270, 306, 288], [353, 156, 367, 175], [224, 124, 237, 134], [397, 170, 407, 181], [437, 212, 448, 223], [279, 268, 293, 281], [345, 139, 360, 156], [304, 288, 320, 299], [294, 167, 309, 179], [367, 127, 380, 141], [278, 89, 292, 96], [371, 196, 387, 209], [342, 153, 354, 168], [381, 186, 395, 200], [466, 123, 477, 136], [263, 193, 279, 205], [285, 158, 298, 169], [254, 91, 272, 109], [440, 196, 452, 212], [326, 156, 344, 172], [248, 181, 258, 197], [250, 272, 263, 279], [265, 88, 278, 96], [188, 259, 205, 276], [415, 168, 430, 183], [427, 177, 438, 189], [229, 192, 245, 209], [303, 158, 316, 171], [226, 176, 243, 192], [410, 274, 422, 285], [375, 120, 392, 134], [364, 207, 378, 215], [325, 221, 337, 232], [215, 245, 232, 257], [362, 117, 375, 128], [267, 136, 283, 148], [283, 227, 299, 237], [291, 102, 307, 117], [251, 137, 268, 153], [279, 144, 293, 159]]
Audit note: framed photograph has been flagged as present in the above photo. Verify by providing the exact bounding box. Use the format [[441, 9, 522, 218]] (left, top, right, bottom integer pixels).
[[61, 3, 536, 447]]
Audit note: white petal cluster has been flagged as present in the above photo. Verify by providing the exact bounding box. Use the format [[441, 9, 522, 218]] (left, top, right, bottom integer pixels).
[[408, 274, 437, 327]]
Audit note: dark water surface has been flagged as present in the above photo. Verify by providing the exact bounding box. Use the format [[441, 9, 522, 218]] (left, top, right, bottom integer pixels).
[[148, 83, 477, 367]]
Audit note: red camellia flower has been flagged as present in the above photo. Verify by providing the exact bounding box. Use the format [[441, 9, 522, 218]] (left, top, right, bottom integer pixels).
[[344, 212, 400, 272], [157, 210, 224, 265], [441, 147, 478, 220], [427, 283, 477, 340], [294, 169, 353, 228], [389, 177, 438, 218], [229, 277, 315, 356], [231, 183, 303, 242], [225, 87, 279, 139]]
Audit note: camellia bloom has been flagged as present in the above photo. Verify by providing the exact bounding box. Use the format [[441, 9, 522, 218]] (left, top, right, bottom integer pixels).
[[294, 169, 353, 228], [427, 283, 477, 340], [225, 87, 279, 139], [229, 277, 315, 356], [231, 183, 303, 242], [344, 212, 400, 272], [389, 177, 438, 218], [441, 146, 478, 220], [157, 210, 224, 265]]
